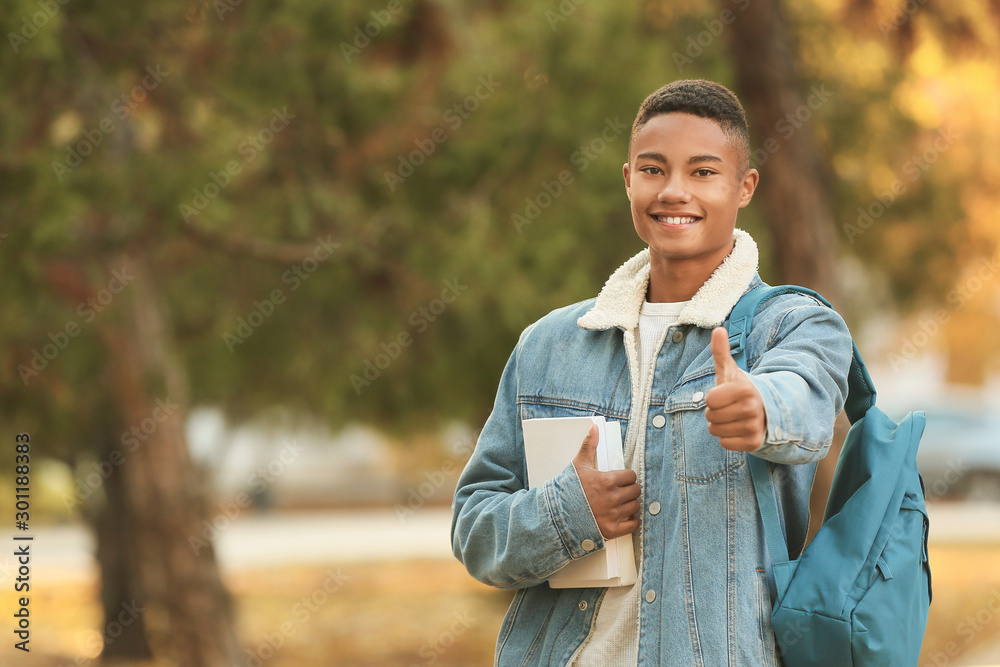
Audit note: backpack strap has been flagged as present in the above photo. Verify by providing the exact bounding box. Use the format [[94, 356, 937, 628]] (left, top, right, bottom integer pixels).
[[726, 284, 876, 596], [727, 285, 876, 424]]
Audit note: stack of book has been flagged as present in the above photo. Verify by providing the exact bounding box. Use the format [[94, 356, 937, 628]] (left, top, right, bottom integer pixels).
[[522, 415, 638, 588]]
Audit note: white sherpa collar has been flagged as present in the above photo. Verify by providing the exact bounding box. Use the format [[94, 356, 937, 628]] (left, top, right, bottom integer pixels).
[[577, 228, 759, 331]]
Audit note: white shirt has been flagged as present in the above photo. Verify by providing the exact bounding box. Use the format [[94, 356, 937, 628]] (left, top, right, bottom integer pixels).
[[570, 298, 689, 667]]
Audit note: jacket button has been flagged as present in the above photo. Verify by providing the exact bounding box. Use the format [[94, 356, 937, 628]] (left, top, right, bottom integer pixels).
[[581, 539, 595, 552], [648, 501, 661, 516], [671, 330, 684, 343], [645, 589, 656, 603], [651, 414, 666, 428], [692, 391, 704, 403], [578, 600, 588, 611]]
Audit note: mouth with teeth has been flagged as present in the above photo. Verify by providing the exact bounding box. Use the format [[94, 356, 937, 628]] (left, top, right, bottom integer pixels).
[[651, 214, 701, 227]]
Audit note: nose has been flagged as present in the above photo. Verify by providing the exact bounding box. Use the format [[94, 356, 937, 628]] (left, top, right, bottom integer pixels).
[[658, 172, 691, 204]]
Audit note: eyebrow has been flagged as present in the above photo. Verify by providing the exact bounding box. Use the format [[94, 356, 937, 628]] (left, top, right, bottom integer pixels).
[[687, 154, 723, 165], [634, 151, 724, 165], [635, 151, 668, 163]]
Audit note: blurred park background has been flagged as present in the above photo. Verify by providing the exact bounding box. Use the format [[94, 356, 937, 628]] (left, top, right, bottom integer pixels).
[[2, 0, 1000, 665]]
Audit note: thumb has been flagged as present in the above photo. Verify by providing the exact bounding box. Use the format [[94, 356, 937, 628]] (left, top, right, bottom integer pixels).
[[573, 423, 599, 470], [711, 326, 739, 385]]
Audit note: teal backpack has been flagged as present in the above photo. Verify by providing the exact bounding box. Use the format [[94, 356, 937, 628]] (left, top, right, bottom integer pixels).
[[727, 285, 932, 666]]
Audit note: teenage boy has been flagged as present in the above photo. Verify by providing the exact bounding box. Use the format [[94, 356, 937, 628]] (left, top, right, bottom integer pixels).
[[451, 79, 853, 666]]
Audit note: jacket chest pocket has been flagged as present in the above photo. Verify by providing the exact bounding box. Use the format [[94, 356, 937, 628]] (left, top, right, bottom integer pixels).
[[518, 400, 629, 433], [666, 375, 744, 484]]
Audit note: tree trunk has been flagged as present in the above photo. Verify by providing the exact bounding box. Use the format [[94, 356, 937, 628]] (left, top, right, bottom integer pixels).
[[723, 0, 844, 541], [90, 432, 155, 660], [724, 0, 842, 302], [100, 252, 240, 666]]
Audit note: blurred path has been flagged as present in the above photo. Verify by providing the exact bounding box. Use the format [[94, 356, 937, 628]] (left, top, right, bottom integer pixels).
[[5, 504, 1000, 664], [212, 506, 455, 568], [7, 502, 1000, 584], [927, 502, 1000, 543], [2, 507, 455, 584]]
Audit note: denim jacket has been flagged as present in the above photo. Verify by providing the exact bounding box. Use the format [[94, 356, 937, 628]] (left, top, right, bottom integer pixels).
[[451, 230, 853, 666]]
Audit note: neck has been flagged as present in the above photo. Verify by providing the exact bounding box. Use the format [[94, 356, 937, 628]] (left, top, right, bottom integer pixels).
[[645, 239, 736, 303]]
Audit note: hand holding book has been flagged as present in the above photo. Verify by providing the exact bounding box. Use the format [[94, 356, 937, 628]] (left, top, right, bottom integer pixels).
[[523, 416, 639, 588], [572, 423, 642, 539]]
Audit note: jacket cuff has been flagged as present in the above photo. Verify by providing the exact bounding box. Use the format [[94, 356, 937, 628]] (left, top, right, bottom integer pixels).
[[748, 371, 826, 458], [542, 461, 606, 559]]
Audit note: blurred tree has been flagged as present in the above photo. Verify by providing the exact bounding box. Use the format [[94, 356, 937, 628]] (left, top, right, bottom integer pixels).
[[724, 0, 841, 305], [1, 1, 999, 663], [723, 0, 845, 540]]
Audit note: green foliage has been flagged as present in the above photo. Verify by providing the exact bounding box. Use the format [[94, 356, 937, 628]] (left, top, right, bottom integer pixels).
[[1, 0, 997, 452]]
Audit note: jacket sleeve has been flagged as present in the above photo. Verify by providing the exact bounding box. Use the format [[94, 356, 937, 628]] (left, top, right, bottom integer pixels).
[[450, 326, 607, 589], [744, 297, 853, 465]]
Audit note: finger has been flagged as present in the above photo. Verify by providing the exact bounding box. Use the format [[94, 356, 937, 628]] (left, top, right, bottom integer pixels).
[[603, 518, 638, 539], [572, 423, 599, 470], [607, 483, 641, 507], [617, 481, 641, 501], [705, 400, 759, 425], [711, 326, 740, 385], [605, 468, 638, 487], [612, 517, 641, 538], [705, 382, 747, 410], [707, 420, 755, 438], [618, 499, 642, 519]]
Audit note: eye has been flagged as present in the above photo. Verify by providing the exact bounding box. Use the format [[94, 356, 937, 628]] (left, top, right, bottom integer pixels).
[[640, 165, 662, 175], [693, 168, 715, 177]]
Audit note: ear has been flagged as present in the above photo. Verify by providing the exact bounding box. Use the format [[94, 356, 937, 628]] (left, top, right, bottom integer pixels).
[[738, 168, 759, 209], [623, 161, 632, 200]]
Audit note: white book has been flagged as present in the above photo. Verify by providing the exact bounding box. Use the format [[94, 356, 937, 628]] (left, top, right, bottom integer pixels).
[[522, 416, 638, 588]]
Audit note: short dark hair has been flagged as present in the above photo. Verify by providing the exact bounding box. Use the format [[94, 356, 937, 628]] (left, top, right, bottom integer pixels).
[[629, 79, 750, 173]]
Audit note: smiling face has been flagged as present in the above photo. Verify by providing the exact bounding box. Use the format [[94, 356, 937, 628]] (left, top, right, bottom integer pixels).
[[623, 112, 758, 271]]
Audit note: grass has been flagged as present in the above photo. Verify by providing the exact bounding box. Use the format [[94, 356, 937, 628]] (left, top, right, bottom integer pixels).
[[2, 544, 999, 666]]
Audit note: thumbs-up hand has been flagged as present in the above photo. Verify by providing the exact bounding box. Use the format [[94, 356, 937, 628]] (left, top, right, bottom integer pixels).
[[704, 327, 767, 451], [572, 423, 642, 539]]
